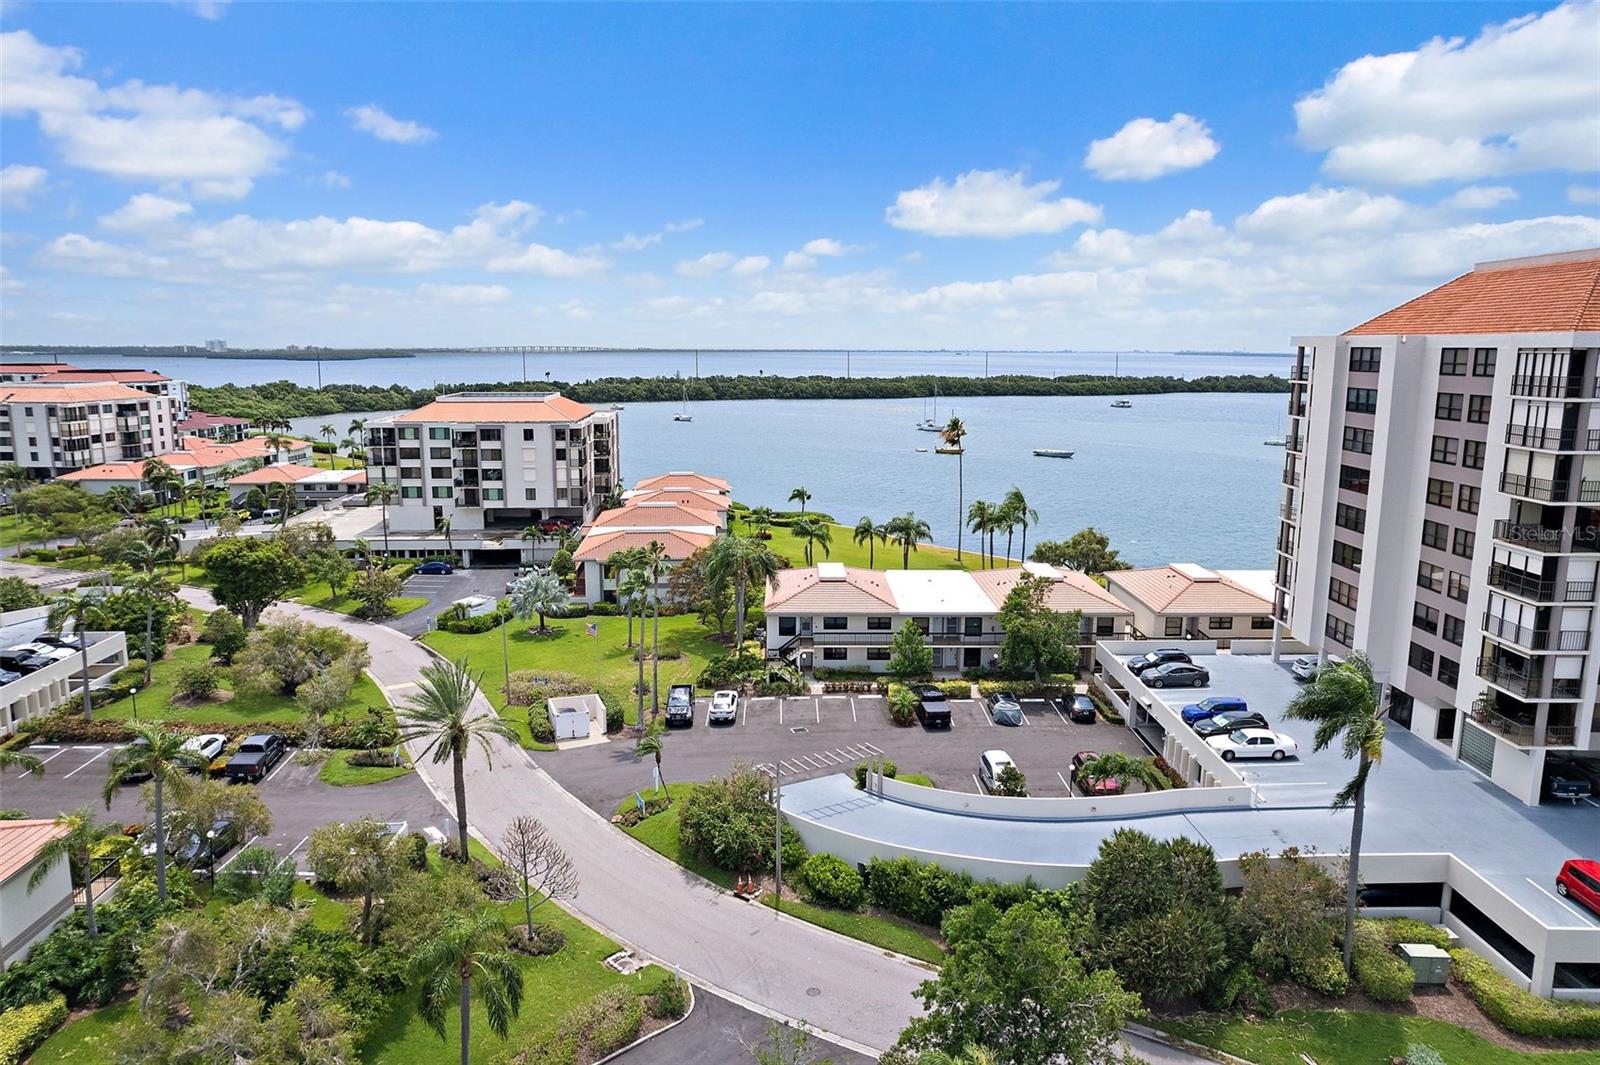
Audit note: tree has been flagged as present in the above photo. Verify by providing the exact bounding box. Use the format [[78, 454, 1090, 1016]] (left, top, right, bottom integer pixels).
[[164, 772, 272, 875], [1284, 650, 1386, 973], [365, 480, 397, 558], [245, 486, 269, 515], [143, 517, 182, 576], [792, 515, 832, 565], [1002, 487, 1039, 565], [104, 722, 206, 901], [1074, 752, 1169, 795], [852, 515, 884, 567], [202, 536, 307, 629], [634, 729, 669, 798], [47, 590, 106, 721], [618, 562, 650, 650], [0, 575, 42, 612], [263, 431, 289, 464], [747, 505, 775, 539], [965, 501, 996, 569], [1032, 527, 1126, 576], [705, 534, 781, 646], [667, 543, 734, 638], [437, 514, 454, 559], [939, 416, 968, 561], [884, 512, 931, 569], [549, 546, 575, 585], [887, 620, 933, 680], [319, 423, 337, 448], [142, 457, 176, 515], [350, 562, 403, 619], [29, 808, 118, 939], [231, 617, 368, 695], [265, 975, 358, 1064], [499, 815, 578, 939], [308, 548, 354, 601], [274, 482, 297, 525], [992, 764, 1027, 797], [307, 817, 398, 944], [995, 574, 1078, 679], [892, 898, 1138, 1065], [787, 486, 811, 514], [0, 462, 30, 558], [748, 1019, 839, 1065], [507, 568, 566, 634], [643, 540, 668, 717], [409, 907, 525, 1065], [0, 746, 43, 815], [121, 568, 177, 684], [103, 483, 138, 519], [295, 654, 361, 748], [1235, 847, 1345, 980], [398, 658, 517, 861]]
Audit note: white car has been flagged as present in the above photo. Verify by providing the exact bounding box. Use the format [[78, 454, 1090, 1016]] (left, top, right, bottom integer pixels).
[[1292, 654, 1341, 682], [1206, 728, 1299, 762], [978, 749, 1017, 791], [708, 689, 739, 724], [181, 733, 228, 769]]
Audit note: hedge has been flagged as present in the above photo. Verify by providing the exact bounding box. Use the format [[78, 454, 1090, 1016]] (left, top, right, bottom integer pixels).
[[18, 713, 395, 750], [802, 853, 865, 910], [1450, 949, 1600, 1038], [855, 760, 897, 789], [0, 994, 67, 1065], [864, 855, 976, 926], [435, 603, 511, 634], [1351, 923, 1415, 1003], [974, 677, 1076, 698]]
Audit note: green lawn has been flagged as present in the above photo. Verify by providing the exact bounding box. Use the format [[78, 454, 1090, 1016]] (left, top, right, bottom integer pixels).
[[615, 785, 735, 890], [295, 575, 427, 620], [317, 748, 412, 786], [312, 452, 362, 470], [747, 519, 1007, 572], [29, 1001, 138, 1064], [1153, 1011, 1600, 1065], [898, 772, 936, 787]]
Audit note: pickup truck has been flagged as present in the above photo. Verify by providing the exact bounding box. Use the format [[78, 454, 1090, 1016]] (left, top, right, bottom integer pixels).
[[665, 684, 695, 728], [225, 733, 287, 783]]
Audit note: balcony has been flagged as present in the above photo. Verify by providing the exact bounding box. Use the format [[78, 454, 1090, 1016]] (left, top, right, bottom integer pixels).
[[1480, 612, 1591, 651], [1477, 656, 1543, 698], [1283, 468, 1301, 488], [1504, 424, 1600, 451], [1290, 365, 1310, 382], [1487, 564, 1554, 601], [1492, 520, 1600, 553], [456, 489, 480, 506], [1499, 472, 1571, 502], [1468, 704, 1541, 745], [1510, 374, 1584, 399], [1280, 502, 1299, 522]]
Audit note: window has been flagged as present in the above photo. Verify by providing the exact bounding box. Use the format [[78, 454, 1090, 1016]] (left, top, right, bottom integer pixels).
[[1422, 520, 1448, 550], [822, 616, 848, 630], [1164, 617, 1184, 637], [1437, 657, 1460, 688], [398, 427, 420, 440], [867, 617, 892, 630], [1472, 348, 1497, 377], [1426, 478, 1453, 507], [1329, 577, 1359, 609], [1346, 388, 1377, 414], [1439, 348, 1468, 375], [1335, 503, 1366, 534], [1412, 602, 1439, 635], [400, 466, 421, 481], [1452, 528, 1475, 559], [1457, 485, 1480, 514], [431, 486, 451, 499], [1326, 616, 1353, 646], [1430, 435, 1458, 464], [1208, 616, 1233, 630], [1408, 642, 1435, 675], [1417, 561, 1444, 593], [429, 427, 449, 440], [1442, 614, 1465, 646], [1344, 427, 1374, 455], [866, 648, 891, 661], [1096, 617, 1115, 635], [822, 647, 848, 661], [1462, 440, 1485, 470], [401, 486, 422, 499], [1447, 571, 1470, 603], [523, 428, 537, 441], [1340, 464, 1370, 494], [1468, 395, 1492, 424], [778, 616, 796, 636], [964, 617, 983, 636], [430, 447, 450, 459], [1251, 616, 1274, 630], [1333, 540, 1363, 572], [1350, 347, 1381, 373], [430, 466, 450, 479], [1435, 393, 1463, 420], [480, 428, 502, 442], [524, 488, 538, 501], [483, 489, 504, 501]]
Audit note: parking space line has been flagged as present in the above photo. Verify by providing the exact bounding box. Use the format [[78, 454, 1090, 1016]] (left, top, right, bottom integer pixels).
[[778, 701, 784, 725], [262, 755, 294, 786], [971, 773, 985, 793], [18, 748, 71, 775], [1020, 708, 1031, 725], [981, 703, 995, 727], [815, 701, 821, 724], [62, 748, 109, 778], [1057, 771, 1072, 794], [216, 835, 261, 873], [861, 742, 884, 755], [1525, 877, 1594, 921], [29, 745, 60, 751], [779, 759, 805, 774], [741, 701, 748, 727], [850, 696, 857, 723], [71, 745, 105, 751]]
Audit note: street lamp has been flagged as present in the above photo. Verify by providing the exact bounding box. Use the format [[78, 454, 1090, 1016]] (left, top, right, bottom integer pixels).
[[205, 828, 217, 884], [130, 686, 139, 722]]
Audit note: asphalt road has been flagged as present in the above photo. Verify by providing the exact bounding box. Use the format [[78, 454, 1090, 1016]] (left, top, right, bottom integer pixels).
[[617, 988, 875, 1065], [386, 566, 516, 638]]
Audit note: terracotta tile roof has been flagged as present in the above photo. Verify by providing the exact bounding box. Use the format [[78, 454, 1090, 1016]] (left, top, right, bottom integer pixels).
[[58, 461, 154, 482], [227, 463, 364, 486], [175, 437, 311, 465], [0, 363, 76, 375], [177, 411, 250, 430], [0, 382, 157, 404], [1348, 252, 1600, 336], [0, 818, 70, 887], [1105, 564, 1271, 616], [394, 392, 597, 424], [623, 489, 729, 512], [764, 566, 898, 613], [38, 370, 173, 384], [971, 565, 1132, 616], [572, 528, 714, 563], [632, 471, 731, 493], [591, 501, 722, 529]]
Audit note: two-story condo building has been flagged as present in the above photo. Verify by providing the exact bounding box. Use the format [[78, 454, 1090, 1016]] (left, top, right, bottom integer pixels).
[[572, 472, 731, 603], [1104, 563, 1276, 647]]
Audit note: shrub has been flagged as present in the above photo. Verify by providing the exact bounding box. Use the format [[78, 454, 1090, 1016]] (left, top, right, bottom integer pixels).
[[588, 602, 619, 616], [435, 603, 511, 634], [172, 659, 221, 701], [1405, 1046, 1447, 1065], [1451, 948, 1600, 1038], [505, 670, 590, 708], [514, 922, 567, 957], [588, 989, 643, 1055], [614, 796, 672, 828], [854, 760, 898, 789], [0, 994, 66, 1065], [678, 766, 805, 873], [1369, 916, 1453, 950], [802, 853, 865, 910], [1291, 949, 1350, 997], [16, 713, 390, 750], [605, 704, 624, 733], [402, 832, 430, 870], [887, 684, 919, 727], [0, 576, 44, 612], [1352, 925, 1415, 1003], [520, 986, 644, 1064], [347, 748, 399, 767], [527, 711, 556, 745], [202, 608, 247, 662], [992, 764, 1028, 797], [345, 710, 398, 750], [647, 977, 689, 1020], [110, 659, 147, 685], [864, 856, 976, 926]]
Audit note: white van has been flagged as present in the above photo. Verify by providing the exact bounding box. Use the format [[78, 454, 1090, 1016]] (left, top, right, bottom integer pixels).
[[260, 508, 281, 522]]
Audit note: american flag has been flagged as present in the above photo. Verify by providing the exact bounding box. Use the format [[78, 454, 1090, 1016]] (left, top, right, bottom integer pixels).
[[586, 623, 599, 637]]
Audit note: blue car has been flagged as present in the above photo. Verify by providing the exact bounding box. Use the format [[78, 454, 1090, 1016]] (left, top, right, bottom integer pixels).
[[416, 561, 454, 575], [1180, 696, 1248, 724]]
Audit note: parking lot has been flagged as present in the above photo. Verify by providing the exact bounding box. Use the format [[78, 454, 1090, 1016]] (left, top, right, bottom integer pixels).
[[387, 566, 517, 637], [538, 690, 1154, 814]]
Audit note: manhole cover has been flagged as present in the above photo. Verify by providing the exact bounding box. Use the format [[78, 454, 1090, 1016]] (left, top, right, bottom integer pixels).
[[790, 726, 809, 734], [806, 986, 821, 997]]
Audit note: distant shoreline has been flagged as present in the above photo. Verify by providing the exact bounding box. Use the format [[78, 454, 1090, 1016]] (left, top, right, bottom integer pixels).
[[1, 346, 1295, 363]]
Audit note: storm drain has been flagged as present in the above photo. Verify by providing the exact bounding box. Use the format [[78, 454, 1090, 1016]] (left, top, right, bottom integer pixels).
[[604, 950, 648, 975], [790, 726, 809, 734]]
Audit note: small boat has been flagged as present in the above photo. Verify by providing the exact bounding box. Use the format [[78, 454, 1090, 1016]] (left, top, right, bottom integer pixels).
[[673, 384, 693, 422], [916, 383, 943, 430], [915, 447, 929, 453], [935, 446, 962, 455], [1033, 448, 1075, 459], [1110, 399, 1132, 409], [1263, 437, 1287, 447], [609, 404, 625, 411]]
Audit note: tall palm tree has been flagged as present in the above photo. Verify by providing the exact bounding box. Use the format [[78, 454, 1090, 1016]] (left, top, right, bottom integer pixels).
[[103, 723, 204, 902], [366, 480, 398, 558], [607, 547, 646, 645], [634, 729, 670, 800], [787, 486, 811, 515], [748, 505, 775, 540], [348, 417, 368, 444], [397, 658, 517, 861], [319, 423, 337, 449], [852, 515, 881, 568], [940, 416, 968, 561], [792, 515, 832, 565], [274, 482, 296, 526], [705, 535, 782, 646], [884, 512, 932, 569], [141, 457, 174, 515], [409, 907, 524, 1065], [144, 516, 183, 578], [995, 497, 1018, 567], [437, 514, 454, 561], [30, 808, 117, 939], [0, 462, 27, 558], [966, 501, 996, 569], [642, 540, 669, 717], [1003, 487, 1039, 564], [1284, 651, 1386, 973], [121, 567, 176, 684], [507, 568, 566, 633], [0, 747, 44, 815], [1075, 752, 1170, 795], [103, 484, 137, 519], [619, 566, 650, 726], [262, 432, 289, 464], [47, 591, 104, 722]]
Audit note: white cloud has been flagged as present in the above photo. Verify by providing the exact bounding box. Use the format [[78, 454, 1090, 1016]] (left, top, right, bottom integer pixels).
[[345, 104, 437, 145], [1569, 185, 1600, 206], [486, 242, 607, 277], [417, 282, 509, 304], [322, 170, 351, 190], [1441, 185, 1519, 210], [1, 30, 305, 192], [0, 163, 48, 208], [610, 218, 705, 252], [801, 237, 857, 257], [675, 251, 737, 278], [173, 0, 230, 18], [782, 250, 815, 271], [192, 177, 253, 201], [1235, 186, 1412, 241], [886, 169, 1101, 237], [1084, 113, 1220, 181], [98, 193, 193, 233], [730, 255, 770, 277], [1294, 2, 1600, 185], [35, 233, 172, 277]]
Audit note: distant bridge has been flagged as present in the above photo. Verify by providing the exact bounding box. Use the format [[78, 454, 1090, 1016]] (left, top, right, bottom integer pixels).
[[425, 346, 620, 354]]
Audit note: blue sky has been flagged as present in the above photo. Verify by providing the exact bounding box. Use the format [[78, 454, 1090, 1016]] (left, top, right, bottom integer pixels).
[[2, 1, 1597, 350]]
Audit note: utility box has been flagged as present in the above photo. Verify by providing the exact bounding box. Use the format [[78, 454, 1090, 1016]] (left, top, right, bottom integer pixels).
[[453, 595, 497, 619], [1395, 943, 1452, 985], [547, 694, 604, 741]]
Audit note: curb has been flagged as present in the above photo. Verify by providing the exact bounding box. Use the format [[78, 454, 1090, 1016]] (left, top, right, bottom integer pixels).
[[592, 981, 697, 1065], [1124, 1021, 1257, 1065]]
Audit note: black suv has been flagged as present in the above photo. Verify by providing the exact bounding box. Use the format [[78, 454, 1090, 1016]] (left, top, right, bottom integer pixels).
[[1126, 648, 1192, 675], [914, 685, 952, 729]]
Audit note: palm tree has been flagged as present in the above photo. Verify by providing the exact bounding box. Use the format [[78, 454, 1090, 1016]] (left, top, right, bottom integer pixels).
[[0, 747, 44, 815], [619, 566, 650, 726], [102, 484, 137, 519], [852, 515, 882, 568], [312, 818, 395, 945], [634, 729, 670, 800], [141, 457, 174, 515], [103, 723, 204, 901], [409, 907, 524, 1065], [1074, 752, 1169, 796], [274, 482, 296, 526], [122, 567, 176, 684], [48, 591, 103, 722], [348, 417, 368, 444], [994, 497, 1018, 567], [29, 808, 116, 939], [705, 535, 782, 646], [966, 501, 996, 569], [397, 658, 517, 861], [792, 515, 832, 565], [366, 479, 397, 558], [940, 416, 968, 561], [747, 505, 775, 540], [263, 432, 288, 464], [508, 568, 566, 634], [0, 462, 27, 558], [642, 540, 669, 717], [437, 514, 454, 561], [1002, 487, 1039, 565], [608, 547, 647, 646], [884, 512, 932, 569], [787, 486, 811, 515], [1284, 651, 1386, 973], [319, 423, 337, 450]]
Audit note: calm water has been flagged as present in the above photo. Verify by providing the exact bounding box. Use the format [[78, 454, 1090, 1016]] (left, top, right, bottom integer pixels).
[[31, 348, 1291, 388], [288, 393, 1287, 569]]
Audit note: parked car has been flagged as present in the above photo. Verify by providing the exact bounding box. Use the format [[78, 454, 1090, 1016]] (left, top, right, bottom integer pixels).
[[117, 736, 153, 782], [1067, 694, 1097, 724], [1180, 696, 1250, 724], [38, 633, 85, 651], [1069, 750, 1120, 796], [1192, 711, 1271, 738], [180, 733, 228, 769], [416, 560, 454, 575], [1555, 859, 1600, 917], [1206, 728, 1298, 761], [225, 733, 287, 782], [1127, 648, 1191, 676], [665, 684, 695, 727], [914, 686, 952, 729], [260, 508, 282, 523], [1547, 774, 1593, 803], [1290, 656, 1319, 682], [172, 818, 242, 872], [989, 691, 1023, 726], [0, 668, 20, 686], [17, 648, 74, 674], [1, 643, 55, 673], [1144, 662, 1210, 688], [709, 689, 739, 724], [978, 749, 1017, 791], [504, 566, 533, 593]]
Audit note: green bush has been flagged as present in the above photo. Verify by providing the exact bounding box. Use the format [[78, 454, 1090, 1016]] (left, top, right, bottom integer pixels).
[[0, 577, 45, 612], [0, 993, 66, 1065], [1367, 916, 1453, 950], [887, 684, 919, 727], [974, 677, 1074, 698], [110, 659, 147, 684], [527, 710, 556, 745], [514, 922, 567, 957], [1352, 925, 1415, 1003], [1451, 949, 1600, 1038], [504, 669, 590, 708], [647, 977, 689, 1020], [605, 704, 624, 733], [864, 856, 975, 926], [1291, 949, 1350, 997], [588, 989, 644, 1055], [202, 608, 247, 662], [172, 659, 221, 701], [678, 767, 805, 874], [854, 760, 898, 789], [588, 602, 620, 616], [436, 603, 511, 634], [802, 853, 865, 910], [402, 832, 430, 870]]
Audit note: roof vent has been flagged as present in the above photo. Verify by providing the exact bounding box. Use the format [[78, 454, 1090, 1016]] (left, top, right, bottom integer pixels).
[[1171, 562, 1220, 582], [817, 562, 847, 582]]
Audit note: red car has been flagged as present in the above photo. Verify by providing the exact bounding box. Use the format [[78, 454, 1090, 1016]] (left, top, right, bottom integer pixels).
[[1556, 859, 1600, 917], [1070, 751, 1121, 796]]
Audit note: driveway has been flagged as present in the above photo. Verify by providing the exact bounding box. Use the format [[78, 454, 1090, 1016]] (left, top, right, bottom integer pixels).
[[385, 567, 513, 638], [617, 988, 875, 1065]]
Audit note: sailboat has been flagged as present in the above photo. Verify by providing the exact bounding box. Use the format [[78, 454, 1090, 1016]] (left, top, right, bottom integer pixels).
[[673, 384, 693, 422], [1264, 415, 1287, 447], [916, 383, 943, 431], [1109, 352, 1132, 408]]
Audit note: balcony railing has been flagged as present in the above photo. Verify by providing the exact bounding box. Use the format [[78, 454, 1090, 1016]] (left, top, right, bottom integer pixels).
[[1492, 520, 1600, 553], [1487, 564, 1554, 601], [1481, 612, 1592, 651], [1499, 472, 1570, 502], [1504, 424, 1600, 451], [1280, 503, 1299, 522], [1468, 705, 1540, 745], [1510, 374, 1584, 399], [1290, 365, 1310, 382], [1476, 656, 1543, 698], [1283, 469, 1301, 488]]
